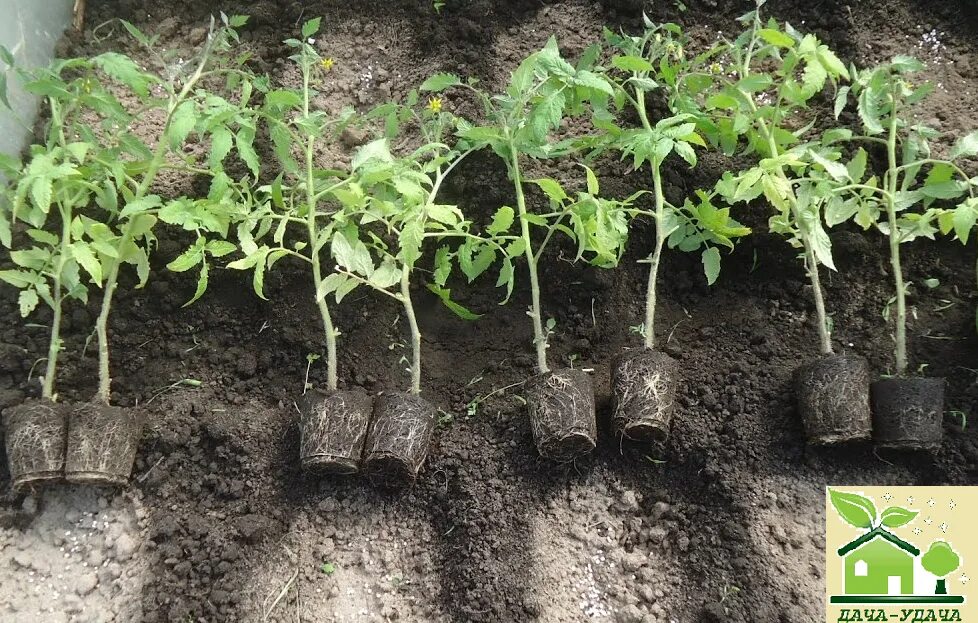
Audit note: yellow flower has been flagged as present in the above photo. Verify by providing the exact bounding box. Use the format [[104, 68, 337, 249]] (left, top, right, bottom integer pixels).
[[321, 57, 335, 72], [427, 96, 444, 113]]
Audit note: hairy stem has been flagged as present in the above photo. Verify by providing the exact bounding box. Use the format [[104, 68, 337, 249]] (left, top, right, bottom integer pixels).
[[885, 93, 907, 376], [509, 143, 548, 374], [644, 164, 667, 350], [42, 207, 73, 401], [302, 66, 339, 392], [400, 269, 422, 395]]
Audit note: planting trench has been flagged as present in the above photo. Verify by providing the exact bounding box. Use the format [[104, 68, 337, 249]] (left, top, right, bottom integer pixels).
[[1, 0, 978, 621]]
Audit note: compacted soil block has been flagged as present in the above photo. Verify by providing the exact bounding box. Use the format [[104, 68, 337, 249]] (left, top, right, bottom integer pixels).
[[298, 389, 372, 474], [871, 377, 945, 451], [65, 403, 143, 486], [611, 349, 678, 443], [526, 368, 596, 461], [795, 354, 872, 445], [2, 399, 67, 489], [363, 392, 436, 485]]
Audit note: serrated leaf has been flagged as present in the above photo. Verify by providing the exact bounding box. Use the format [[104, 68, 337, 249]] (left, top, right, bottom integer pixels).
[[369, 262, 401, 290], [206, 240, 237, 257], [759, 28, 794, 48], [702, 247, 721, 285], [209, 126, 234, 169], [828, 489, 877, 529], [71, 243, 103, 285], [93, 52, 154, 97], [18, 290, 38, 317], [183, 262, 209, 306], [301, 17, 321, 38], [488, 206, 515, 235], [168, 101, 196, 150], [950, 130, 978, 160], [426, 284, 481, 320], [167, 246, 202, 273], [419, 73, 461, 92], [612, 55, 653, 72]]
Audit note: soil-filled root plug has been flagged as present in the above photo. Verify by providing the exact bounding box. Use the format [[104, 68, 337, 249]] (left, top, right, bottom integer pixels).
[[363, 393, 436, 485], [422, 42, 629, 461], [298, 389, 372, 474], [871, 378, 944, 451], [526, 369, 597, 461], [611, 350, 678, 444], [65, 404, 143, 486], [3, 401, 68, 489], [795, 355, 871, 444]]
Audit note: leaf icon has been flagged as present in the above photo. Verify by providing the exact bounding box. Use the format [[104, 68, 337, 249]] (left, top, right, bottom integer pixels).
[[829, 489, 877, 529], [880, 506, 918, 528]]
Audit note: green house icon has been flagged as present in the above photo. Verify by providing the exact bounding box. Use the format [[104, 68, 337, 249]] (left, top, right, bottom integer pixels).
[[839, 526, 919, 595]]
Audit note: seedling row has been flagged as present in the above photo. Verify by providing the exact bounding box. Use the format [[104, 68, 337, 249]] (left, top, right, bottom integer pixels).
[[2, 1, 976, 487]]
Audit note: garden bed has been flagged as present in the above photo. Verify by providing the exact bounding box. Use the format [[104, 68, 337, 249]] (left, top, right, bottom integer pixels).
[[1, 0, 978, 621]]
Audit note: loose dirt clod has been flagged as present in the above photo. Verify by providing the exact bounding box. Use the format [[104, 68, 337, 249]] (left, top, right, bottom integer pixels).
[[795, 354, 872, 445], [526, 368, 596, 461], [65, 403, 143, 486], [298, 389, 372, 474], [2, 400, 67, 490], [363, 392, 435, 485], [611, 349, 678, 443], [871, 377, 945, 450]]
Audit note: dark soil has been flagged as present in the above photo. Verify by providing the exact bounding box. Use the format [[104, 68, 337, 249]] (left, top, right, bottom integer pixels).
[[871, 377, 946, 451], [794, 354, 872, 445], [2, 0, 978, 622]]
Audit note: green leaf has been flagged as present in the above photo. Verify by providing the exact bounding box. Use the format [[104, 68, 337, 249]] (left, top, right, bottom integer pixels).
[[833, 86, 850, 119], [235, 128, 261, 177], [532, 178, 567, 204], [572, 70, 614, 97], [369, 262, 401, 290], [120, 195, 162, 219], [879, 506, 918, 528], [71, 243, 103, 285], [612, 55, 653, 72], [828, 489, 877, 529], [759, 28, 794, 48], [950, 130, 978, 160], [167, 246, 203, 273], [18, 290, 38, 317], [206, 240, 237, 257], [351, 138, 393, 171], [93, 52, 154, 97], [184, 262, 209, 306], [736, 74, 773, 93], [702, 247, 721, 285], [810, 150, 849, 182], [426, 284, 481, 320], [168, 101, 197, 150], [487, 206, 515, 235], [301, 17, 322, 39], [209, 126, 234, 168], [419, 73, 461, 92]]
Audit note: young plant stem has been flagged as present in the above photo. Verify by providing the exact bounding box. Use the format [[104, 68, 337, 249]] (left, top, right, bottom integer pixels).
[[42, 205, 74, 401], [399, 269, 422, 395], [745, 92, 834, 355], [644, 164, 667, 351], [635, 91, 666, 351], [302, 66, 339, 392], [508, 142, 549, 375], [93, 35, 218, 405], [884, 91, 907, 376]]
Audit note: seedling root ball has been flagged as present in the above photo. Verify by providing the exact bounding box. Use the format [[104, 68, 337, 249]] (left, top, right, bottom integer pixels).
[[611, 350, 678, 444], [363, 392, 436, 486], [298, 389, 372, 475], [65, 403, 144, 486], [871, 378, 945, 451], [2, 400, 67, 490], [795, 355, 872, 445], [526, 368, 596, 461]]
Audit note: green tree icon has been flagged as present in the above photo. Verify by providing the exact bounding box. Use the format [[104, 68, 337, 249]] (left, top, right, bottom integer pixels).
[[921, 541, 961, 595]]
